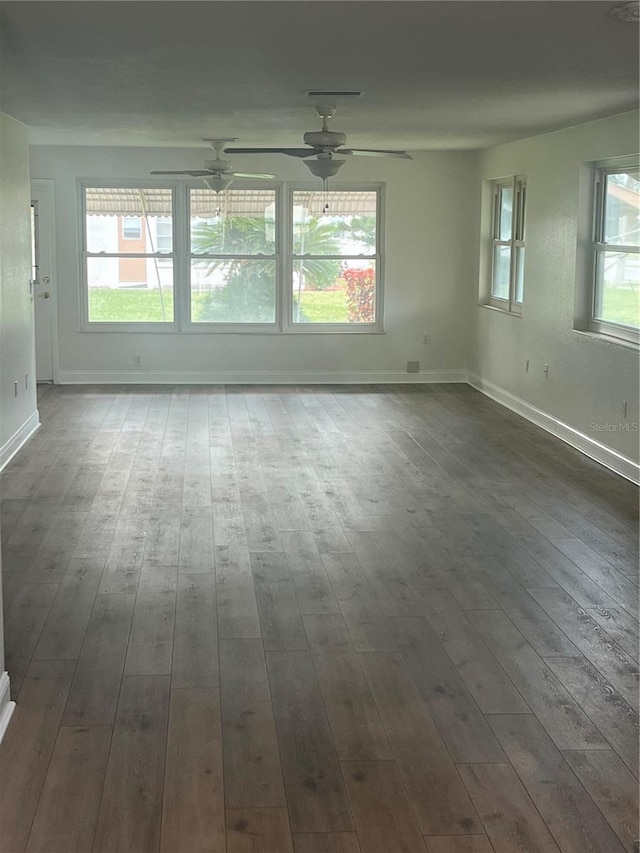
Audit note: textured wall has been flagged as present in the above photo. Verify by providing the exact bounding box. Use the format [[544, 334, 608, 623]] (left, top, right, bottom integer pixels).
[[472, 111, 639, 463], [0, 111, 37, 669]]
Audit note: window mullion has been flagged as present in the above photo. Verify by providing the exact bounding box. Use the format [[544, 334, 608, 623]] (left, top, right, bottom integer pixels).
[[174, 184, 188, 330], [278, 183, 287, 331]]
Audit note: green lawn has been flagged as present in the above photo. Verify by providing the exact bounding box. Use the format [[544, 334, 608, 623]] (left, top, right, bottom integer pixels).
[[293, 289, 348, 323], [88, 288, 174, 322], [601, 286, 640, 328], [85, 284, 640, 329], [89, 287, 349, 323]]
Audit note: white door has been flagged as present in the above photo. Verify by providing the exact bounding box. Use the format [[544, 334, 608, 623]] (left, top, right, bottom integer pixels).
[[30, 180, 56, 382]]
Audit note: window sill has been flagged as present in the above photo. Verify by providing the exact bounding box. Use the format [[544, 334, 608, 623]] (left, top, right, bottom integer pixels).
[[478, 303, 523, 318], [573, 328, 640, 351], [80, 324, 385, 335]]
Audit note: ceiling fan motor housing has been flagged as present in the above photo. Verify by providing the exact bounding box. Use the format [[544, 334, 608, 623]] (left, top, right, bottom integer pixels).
[[303, 130, 347, 150]]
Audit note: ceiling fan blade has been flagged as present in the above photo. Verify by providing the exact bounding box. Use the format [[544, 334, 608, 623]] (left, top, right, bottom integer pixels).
[[226, 147, 316, 159], [341, 149, 413, 159], [232, 172, 277, 180], [150, 170, 213, 176]]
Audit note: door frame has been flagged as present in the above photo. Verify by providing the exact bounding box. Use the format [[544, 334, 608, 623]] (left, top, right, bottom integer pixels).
[[30, 179, 59, 383]]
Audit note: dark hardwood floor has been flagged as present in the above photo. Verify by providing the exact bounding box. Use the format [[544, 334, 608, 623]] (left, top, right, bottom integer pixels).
[[0, 383, 637, 853]]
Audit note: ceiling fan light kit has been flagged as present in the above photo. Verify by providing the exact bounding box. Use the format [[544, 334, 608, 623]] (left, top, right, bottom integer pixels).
[[304, 158, 346, 179], [150, 138, 276, 194], [202, 175, 234, 193]]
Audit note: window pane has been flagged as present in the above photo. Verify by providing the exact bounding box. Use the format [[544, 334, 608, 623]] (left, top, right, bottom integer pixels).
[[604, 170, 640, 247], [87, 258, 173, 322], [191, 259, 276, 323], [291, 191, 377, 255], [190, 189, 276, 255], [85, 188, 173, 254], [595, 250, 640, 329], [515, 246, 525, 303], [492, 245, 511, 299], [292, 260, 376, 324], [498, 186, 513, 240]]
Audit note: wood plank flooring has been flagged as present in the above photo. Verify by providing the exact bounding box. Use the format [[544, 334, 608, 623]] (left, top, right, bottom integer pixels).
[[0, 383, 638, 853]]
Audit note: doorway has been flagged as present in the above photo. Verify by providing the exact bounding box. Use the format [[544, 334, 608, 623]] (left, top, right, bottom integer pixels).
[[30, 180, 57, 383]]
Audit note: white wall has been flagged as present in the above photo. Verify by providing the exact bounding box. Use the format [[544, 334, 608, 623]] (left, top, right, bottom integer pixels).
[[0, 114, 38, 467], [471, 111, 640, 468], [29, 145, 476, 383], [0, 111, 34, 731]]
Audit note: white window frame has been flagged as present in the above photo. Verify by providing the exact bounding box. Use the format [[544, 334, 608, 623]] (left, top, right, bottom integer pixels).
[[80, 181, 178, 332], [187, 184, 282, 332], [488, 176, 526, 314], [79, 180, 385, 334], [588, 159, 639, 346], [283, 183, 384, 334]]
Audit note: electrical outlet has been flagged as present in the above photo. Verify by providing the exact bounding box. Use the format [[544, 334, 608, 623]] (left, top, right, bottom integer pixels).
[[423, 334, 431, 344], [134, 354, 141, 366], [543, 363, 549, 378]]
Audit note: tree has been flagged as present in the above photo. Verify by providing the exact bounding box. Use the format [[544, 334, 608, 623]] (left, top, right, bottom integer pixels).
[[191, 214, 343, 322]]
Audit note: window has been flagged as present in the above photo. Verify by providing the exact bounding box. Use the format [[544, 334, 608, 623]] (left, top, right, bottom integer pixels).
[[81, 182, 383, 332], [122, 216, 142, 239], [155, 217, 173, 253], [290, 190, 379, 327], [190, 188, 278, 325], [489, 177, 526, 313], [83, 187, 175, 324], [590, 162, 640, 343]]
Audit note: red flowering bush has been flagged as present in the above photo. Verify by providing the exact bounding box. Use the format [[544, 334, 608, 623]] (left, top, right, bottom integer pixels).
[[343, 266, 375, 323]]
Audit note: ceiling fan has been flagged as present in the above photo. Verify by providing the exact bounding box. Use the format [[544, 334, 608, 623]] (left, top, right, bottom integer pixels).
[[225, 104, 412, 180], [150, 139, 276, 192]]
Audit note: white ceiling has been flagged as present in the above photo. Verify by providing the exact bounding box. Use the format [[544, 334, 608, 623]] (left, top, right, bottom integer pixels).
[[0, 0, 638, 150]]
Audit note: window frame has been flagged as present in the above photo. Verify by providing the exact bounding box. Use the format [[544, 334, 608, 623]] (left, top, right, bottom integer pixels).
[[79, 179, 385, 334], [587, 159, 639, 346], [488, 176, 526, 315], [283, 183, 384, 334], [80, 181, 179, 332], [186, 184, 282, 332]]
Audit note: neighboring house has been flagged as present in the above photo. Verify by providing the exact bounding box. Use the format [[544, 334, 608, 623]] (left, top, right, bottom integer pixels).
[[86, 213, 172, 289]]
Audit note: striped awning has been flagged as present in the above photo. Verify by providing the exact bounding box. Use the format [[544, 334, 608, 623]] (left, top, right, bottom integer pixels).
[[84, 187, 377, 217], [85, 188, 174, 216]]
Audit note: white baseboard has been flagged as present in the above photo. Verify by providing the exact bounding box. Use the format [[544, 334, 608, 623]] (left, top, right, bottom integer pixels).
[[0, 411, 40, 473], [57, 369, 469, 385], [469, 374, 640, 485], [0, 673, 16, 745]]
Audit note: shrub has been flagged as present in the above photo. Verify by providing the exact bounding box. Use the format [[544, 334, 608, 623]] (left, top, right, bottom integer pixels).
[[343, 267, 375, 323]]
